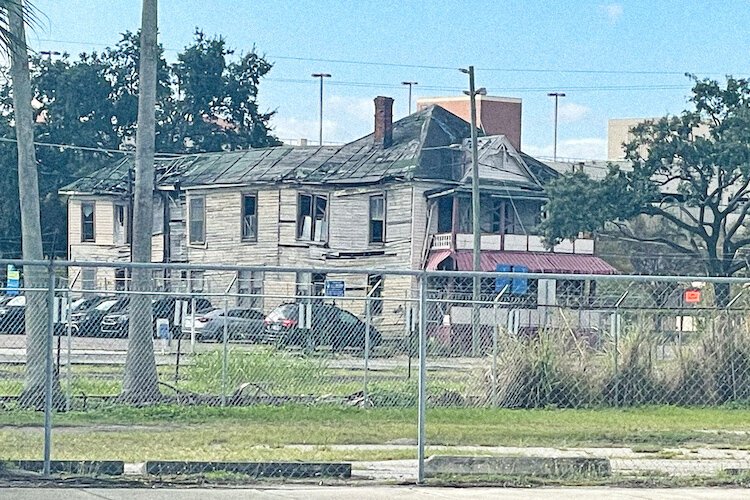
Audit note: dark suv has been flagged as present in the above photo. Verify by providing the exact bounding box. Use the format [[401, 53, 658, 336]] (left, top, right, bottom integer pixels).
[[264, 303, 381, 351], [101, 296, 212, 338]]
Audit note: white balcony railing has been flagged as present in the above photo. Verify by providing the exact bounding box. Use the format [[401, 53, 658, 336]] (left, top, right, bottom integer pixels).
[[429, 233, 594, 255]]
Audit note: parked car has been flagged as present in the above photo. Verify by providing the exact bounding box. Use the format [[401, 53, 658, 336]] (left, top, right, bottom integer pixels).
[[101, 296, 212, 339], [72, 296, 129, 337], [264, 303, 382, 351], [0, 295, 25, 334], [0, 294, 102, 335], [189, 307, 266, 342]]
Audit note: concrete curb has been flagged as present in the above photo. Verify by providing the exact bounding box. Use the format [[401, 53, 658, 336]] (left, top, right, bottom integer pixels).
[[145, 461, 352, 478], [424, 456, 611, 478], [10, 460, 124, 475]]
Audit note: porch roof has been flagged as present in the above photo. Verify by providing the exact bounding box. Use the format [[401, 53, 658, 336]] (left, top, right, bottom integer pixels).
[[426, 250, 617, 275]]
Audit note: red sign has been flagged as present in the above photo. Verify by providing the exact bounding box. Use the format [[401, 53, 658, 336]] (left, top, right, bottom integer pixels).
[[684, 289, 701, 304]]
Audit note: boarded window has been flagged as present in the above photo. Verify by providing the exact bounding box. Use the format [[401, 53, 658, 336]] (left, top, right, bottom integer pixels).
[[81, 267, 96, 295], [238, 270, 263, 309], [369, 194, 385, 243], [189, 197, 205, 244], [297, 193, 328, 242], [367, 274, 383, 316], [81, 203, 95, 242], [241, 193, 258, 241]]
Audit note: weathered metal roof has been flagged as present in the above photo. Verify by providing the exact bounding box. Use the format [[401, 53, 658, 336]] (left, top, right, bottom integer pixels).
[[60, 105, 553, 195]]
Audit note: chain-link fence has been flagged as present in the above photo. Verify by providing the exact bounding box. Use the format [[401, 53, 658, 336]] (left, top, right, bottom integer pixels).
[[2, 259, 750, 482]]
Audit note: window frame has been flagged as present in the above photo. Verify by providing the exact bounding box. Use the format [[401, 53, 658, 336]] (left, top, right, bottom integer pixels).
[[188, 196, 206, 245], [237, 270, 263, 309], [368, 193, 386, 244], [240, 192, 258, 242], [81, 202, 96, 242], [113, 203, 128, 245], [296, 192, 329, 243]]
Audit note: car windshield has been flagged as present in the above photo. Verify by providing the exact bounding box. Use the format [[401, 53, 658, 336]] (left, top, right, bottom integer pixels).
[[267, 304, 298, 321], [95, 299, 118, 311], [7, 296, 25, 307]]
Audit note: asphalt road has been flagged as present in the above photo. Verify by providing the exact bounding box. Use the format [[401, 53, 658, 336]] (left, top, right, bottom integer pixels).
[[3, 487, 749, 499]]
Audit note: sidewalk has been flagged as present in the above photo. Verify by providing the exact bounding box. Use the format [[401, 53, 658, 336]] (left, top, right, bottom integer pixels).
[[3, 486, 750, 499]]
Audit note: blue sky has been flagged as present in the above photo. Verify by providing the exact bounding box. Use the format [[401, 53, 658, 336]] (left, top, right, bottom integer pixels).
[[30, 0, 750, 160]]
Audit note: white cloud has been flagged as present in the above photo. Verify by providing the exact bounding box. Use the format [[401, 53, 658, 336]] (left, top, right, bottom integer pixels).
[[600, 3, 623, 24], [558, 102, 590, 123], [524, 138, 608, 161], [270, 95, 374, 145]]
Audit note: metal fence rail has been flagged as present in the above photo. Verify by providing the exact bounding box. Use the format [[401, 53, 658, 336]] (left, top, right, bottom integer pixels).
[[1, 259, 750, 482]]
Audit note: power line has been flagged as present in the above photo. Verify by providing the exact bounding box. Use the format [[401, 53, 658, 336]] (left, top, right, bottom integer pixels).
[[31, 37, 745, 78], [0, 136, 187, 158]]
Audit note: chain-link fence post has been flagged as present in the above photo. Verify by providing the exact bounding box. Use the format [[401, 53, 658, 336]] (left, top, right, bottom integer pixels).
[[417, 274, 427, 485], [65, 287, 72, 412], [364, 294, 371, 407], [221, 295, 228, 407], [43, 262, 56, 476]]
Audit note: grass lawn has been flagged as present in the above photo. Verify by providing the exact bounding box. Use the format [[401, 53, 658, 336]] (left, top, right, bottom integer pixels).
[[1, 405, 749, 462]]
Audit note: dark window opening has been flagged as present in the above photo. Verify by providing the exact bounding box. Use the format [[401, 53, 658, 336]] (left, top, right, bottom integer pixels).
[[81, 203, 95, 242], [369, 194, 385, 243], [241, 194, 258, 241], [189, 197, 205, 244]]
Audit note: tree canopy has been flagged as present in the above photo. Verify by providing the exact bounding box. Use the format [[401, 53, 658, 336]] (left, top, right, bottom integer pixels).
[[540, 76, 750, 281], [0, 30, 279, 258]]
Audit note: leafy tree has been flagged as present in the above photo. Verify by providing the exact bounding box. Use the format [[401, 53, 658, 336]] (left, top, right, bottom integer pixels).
[[166, 29, 279, 152], [540, 76, 750, 304], [0, 29, 279, 258]]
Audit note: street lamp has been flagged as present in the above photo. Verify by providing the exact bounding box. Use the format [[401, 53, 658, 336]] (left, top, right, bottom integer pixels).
[[547, 92, 566, 161], [312, 73, 332, 146], [401, 81, 418, 115], [40, 50, 61, 60], [460, 65, 486, 357]]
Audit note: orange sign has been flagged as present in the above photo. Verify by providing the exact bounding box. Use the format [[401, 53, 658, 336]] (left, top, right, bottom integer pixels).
[[684, 289, 701, 304]]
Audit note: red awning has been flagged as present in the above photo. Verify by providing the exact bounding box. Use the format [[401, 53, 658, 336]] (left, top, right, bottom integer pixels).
[[427, 250, 617, 275], [425, 249, 453, 270]]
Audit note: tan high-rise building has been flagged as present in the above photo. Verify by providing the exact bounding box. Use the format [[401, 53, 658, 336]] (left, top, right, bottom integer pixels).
[[416, 95, 522, 151], [607, 118, 652, 160]]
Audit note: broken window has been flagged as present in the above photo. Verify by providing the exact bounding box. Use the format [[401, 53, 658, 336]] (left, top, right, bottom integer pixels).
[[81, 202, 95, 242], [241, 193, 258, 241], [114, 204, 128, 245], [369, 194, 385, 243], [189, 197, 205, 244], [297, 193, 328, 242]]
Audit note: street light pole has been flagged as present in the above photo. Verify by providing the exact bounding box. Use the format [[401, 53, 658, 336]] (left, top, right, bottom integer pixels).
[[461, 65, 485, 357], [401, 81, 418, 115], [547, 92, 566, 162], [312, 73, 331, 146]]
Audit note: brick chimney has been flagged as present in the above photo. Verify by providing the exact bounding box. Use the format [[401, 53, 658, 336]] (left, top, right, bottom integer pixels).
[[373, 96, 394, 148]]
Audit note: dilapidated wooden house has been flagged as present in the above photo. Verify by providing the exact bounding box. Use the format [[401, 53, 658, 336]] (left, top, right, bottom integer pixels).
[[60, 96, 616, 337]]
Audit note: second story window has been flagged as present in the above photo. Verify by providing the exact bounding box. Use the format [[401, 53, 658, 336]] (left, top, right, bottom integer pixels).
[[189, 196, 205, 245], [81, 202, 95, 242], [297, 193, 328, 243], [241, 193, 258, 241], [369, 194, 386, 243]]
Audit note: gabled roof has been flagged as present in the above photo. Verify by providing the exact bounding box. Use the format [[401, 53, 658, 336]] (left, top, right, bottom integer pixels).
[[60, 104, 553, 196]]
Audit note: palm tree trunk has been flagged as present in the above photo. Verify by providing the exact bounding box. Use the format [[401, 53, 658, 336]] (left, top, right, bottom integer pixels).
[[9, 0, 64, 409], [121, 0, 160, 404]]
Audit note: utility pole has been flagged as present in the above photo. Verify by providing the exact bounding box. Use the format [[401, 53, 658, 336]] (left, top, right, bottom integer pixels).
[[461, 66, 486, 357], [312, 73, 331, 146], [548, 92, 566, 162], [401, 81, 418, 115]]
